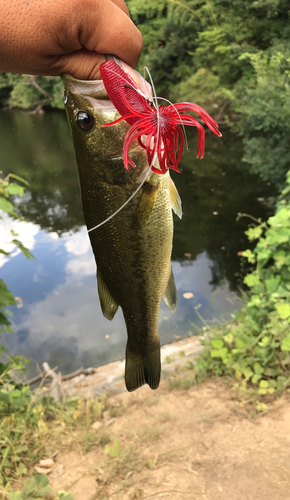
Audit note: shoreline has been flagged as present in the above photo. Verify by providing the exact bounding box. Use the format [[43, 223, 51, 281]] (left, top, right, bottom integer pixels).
[[59, 335, 203, 398]]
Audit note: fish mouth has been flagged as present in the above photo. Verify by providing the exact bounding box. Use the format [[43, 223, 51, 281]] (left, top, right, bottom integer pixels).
[[62, 74, 109, 99], [62, 74, 102, 85]]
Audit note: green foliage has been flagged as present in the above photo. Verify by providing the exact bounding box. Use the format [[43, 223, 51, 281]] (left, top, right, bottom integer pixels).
[[0, 72, 64, 111], [0, 383, 51, 486], [171, 68, 227, 116], [128, 0, 290, 186], [195, 170, 290, 392], [8, 474, 52, 499], [235, 44, 290, 186], [0, 174, 35, 377], [104, 438, 121, 458], [57, 492, 74, 500], [0, 375, 106, 492], [1, 0, 289, 186]]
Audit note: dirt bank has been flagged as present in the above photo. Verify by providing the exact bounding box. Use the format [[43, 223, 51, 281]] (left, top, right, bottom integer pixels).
[[49, 378, 290, 500]]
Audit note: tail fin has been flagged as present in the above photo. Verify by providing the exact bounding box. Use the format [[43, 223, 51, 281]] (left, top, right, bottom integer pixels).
[[125, 344, 161, 392]]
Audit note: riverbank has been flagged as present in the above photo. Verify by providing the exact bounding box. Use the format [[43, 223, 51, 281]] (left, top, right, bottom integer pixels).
[[3, 331, 290, 500], [49, 378, 290, 500], [59, 336, 203, 399]]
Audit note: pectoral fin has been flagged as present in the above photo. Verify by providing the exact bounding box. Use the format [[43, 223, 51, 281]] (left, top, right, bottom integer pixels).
[[97, 268, 119, 320], [134, 182, 159, 226], [169, 175, 182, 219], [163, 268, 177, 312]]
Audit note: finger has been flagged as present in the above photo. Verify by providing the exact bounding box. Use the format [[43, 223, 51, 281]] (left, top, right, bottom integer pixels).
[[82, 0, 143, 69], [110, 0, 129, 16], [56, 49, 106, 80]]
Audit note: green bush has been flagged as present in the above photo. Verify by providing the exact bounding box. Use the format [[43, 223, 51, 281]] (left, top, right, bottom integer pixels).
[[235, 45, 290, 186], [0, 73, 64, 111], [195, 169, 290, 393]]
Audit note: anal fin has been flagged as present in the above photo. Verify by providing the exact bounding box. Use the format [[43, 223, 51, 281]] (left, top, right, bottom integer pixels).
[[97, 268, 119, 320], [163, 267, 177, 312], [169, 175, 182, 219]]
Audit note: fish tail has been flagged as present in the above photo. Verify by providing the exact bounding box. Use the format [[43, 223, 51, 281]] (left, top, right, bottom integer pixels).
[[125, 342, 161, 392]]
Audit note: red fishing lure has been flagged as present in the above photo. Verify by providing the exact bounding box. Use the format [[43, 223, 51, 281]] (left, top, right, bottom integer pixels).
[[100, 59, 221, 175]]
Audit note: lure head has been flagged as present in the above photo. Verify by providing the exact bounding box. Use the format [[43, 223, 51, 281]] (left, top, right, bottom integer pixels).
[[62, 70, 149, 185]]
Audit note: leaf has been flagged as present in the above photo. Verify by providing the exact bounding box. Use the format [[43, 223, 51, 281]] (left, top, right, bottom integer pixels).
[[0, 197, 15, 214], [258, 337, 269, 347], [276, 303, 290, 320], [258, 388, 268, 395], [33, 473, 52, 495], [8, 492, 22, 500], [281, 338, 290, 351], [11, 240, 36, 261], [265, 276, 280, 293], [17, 462, 28, 477], [242, 249, 255, 263], [211, 339, 224, 349], [253, 362, 264, 374], [223, 333, 233, 343], [244, 273, 260, 288], [211, 347, 228, 359], [22, 477, 37, 496], [6, 183, 25, 196], [241, 367, 253, 379], [58, 492, 74, 500], [256, 402, 267, 412], [0, 311, 12, 327], [0, 279, 16, 307], [104, 438, 120, 458], [246, 225, 263, 240], [251, 373, 262, 384], [248, 295, 261, 307]]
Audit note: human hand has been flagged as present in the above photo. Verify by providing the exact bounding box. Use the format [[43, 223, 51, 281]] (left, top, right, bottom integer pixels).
[[0, 0, 142, 80]]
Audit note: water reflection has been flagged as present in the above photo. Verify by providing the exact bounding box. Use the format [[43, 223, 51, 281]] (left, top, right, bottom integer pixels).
[[1, 227, 241, 378], [0, 111, 275, 377], [1, 110, 84, 233]]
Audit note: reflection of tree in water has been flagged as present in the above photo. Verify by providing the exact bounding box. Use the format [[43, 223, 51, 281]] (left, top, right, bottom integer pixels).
[[172, 129, 276, 291], [1, 110, 84, 234], [1, 111, 276, 288]]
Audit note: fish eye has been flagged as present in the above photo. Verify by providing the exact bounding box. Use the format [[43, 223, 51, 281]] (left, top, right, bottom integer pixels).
[[76, 110, 94, 131]]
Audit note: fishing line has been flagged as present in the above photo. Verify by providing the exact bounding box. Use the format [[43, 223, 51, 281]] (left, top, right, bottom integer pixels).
[[155, 96, 189, 151], [143, 66, 159, 112], [1, 65, 162, 241], [87, 64, 161, 234]]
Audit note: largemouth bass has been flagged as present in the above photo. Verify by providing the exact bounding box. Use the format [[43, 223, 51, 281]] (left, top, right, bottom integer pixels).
[[63, 64, 181, 392]]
